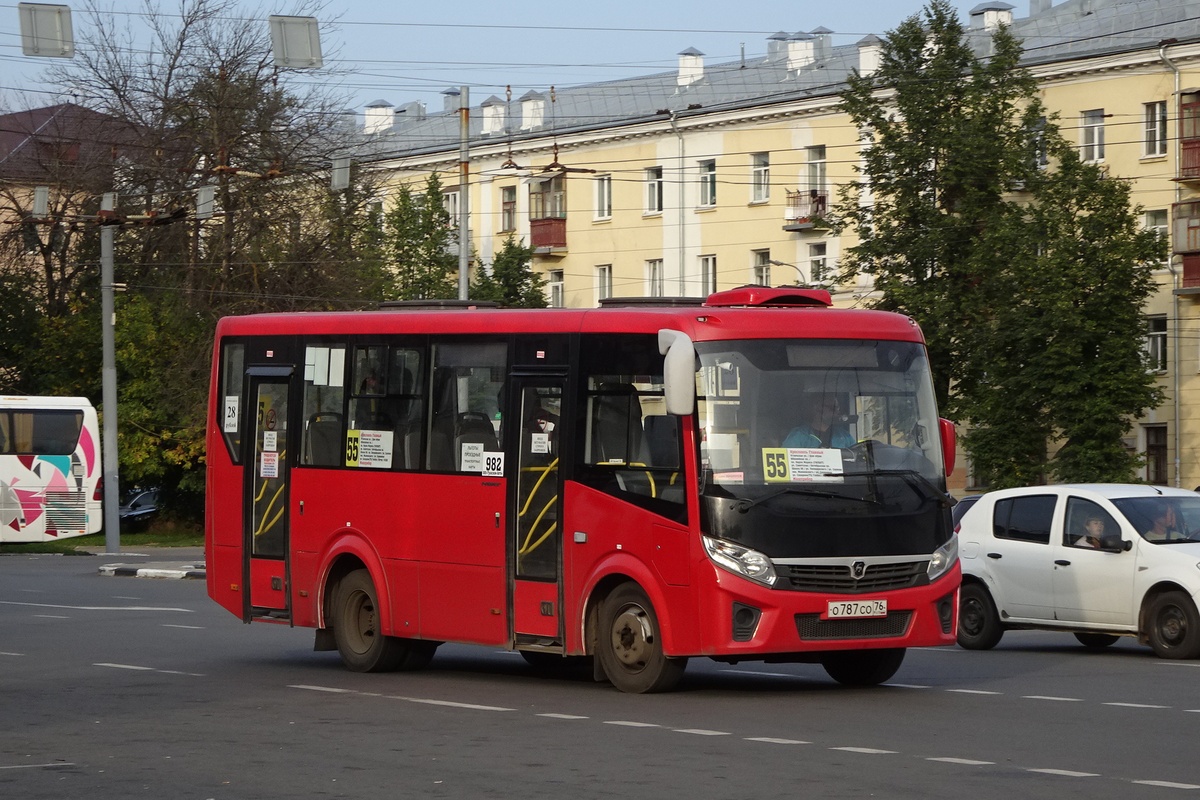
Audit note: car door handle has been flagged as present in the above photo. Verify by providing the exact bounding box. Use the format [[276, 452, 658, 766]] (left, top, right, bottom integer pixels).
[[1055, 559, 1071, 566], [987, 553, 1002, 559]]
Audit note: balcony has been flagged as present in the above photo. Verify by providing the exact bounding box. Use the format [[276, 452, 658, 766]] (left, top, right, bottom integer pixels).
[[783, 189, 828, 232], [1178, 97, 1200, 183], [1174, 200, 1200, 294], [530, 217, 566, 254]]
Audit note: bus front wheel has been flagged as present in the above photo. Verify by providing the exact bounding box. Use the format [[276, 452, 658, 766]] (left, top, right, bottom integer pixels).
[[333, 569, 409, 672], [820, 648, 906, 686], [597, 583, 686, 693]]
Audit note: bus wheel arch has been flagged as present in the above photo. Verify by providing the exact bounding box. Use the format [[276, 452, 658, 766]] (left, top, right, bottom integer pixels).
[[593, 580, 687, 693]]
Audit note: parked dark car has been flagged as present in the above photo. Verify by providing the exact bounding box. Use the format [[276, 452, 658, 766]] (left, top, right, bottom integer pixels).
[[118, 488, 159, 530]]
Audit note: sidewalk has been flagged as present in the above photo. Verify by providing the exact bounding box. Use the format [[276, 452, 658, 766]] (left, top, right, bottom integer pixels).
[[93, 546, 206, 580]]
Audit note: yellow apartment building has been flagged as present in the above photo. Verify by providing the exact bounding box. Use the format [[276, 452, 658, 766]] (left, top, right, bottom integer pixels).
[[358, 0, 1200, 490]]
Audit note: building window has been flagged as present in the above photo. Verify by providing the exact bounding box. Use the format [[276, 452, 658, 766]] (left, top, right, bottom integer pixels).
[[548, 270, 564, 307], [594, 175, 612, 220], [751, 153, 770, 203], [805, 145, 827, 193], [531, 175, 565, 220], [809, 242, 828, 284], [1145, 425, 1168, 485], [442, 191, 459, 225], [595, 264, 613, 303], [1081, 109, 1106, 163], [1146, 209, 1169, 266], [646, 259, 664, 297], [1146, 315, 1167, 372], [699, 254, 717, 296], [753, 250, 771, 285], [501, 186, 516, 232], [698, 159, 717, 208], [645, 167, 663, 214], [1145, 101, 1168, 158]]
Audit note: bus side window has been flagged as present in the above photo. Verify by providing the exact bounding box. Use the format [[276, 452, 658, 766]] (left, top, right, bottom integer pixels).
[[427, 341, 506, 473], [300, 345, 346, 467]]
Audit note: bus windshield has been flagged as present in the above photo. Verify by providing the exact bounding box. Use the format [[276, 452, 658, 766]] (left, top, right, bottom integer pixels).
[[696, 338, 950, 559]]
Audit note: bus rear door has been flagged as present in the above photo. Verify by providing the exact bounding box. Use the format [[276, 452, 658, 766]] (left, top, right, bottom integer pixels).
[[510, 378, 566, 649], [242, 367, 293, 620]]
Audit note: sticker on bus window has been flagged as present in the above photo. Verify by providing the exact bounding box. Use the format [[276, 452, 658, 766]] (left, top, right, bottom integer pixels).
[[262, 431, 277, 452], [713, 471, 744, 485], [260, 451, 279, 478], [345, 429, 393, 469], [530, 432, 550, 454], [224, 396, 239, 433], [762, 448, 844, 483], [482, 452, 504, 477]]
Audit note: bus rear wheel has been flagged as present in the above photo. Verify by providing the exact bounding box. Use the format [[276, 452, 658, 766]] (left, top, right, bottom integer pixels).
[[820, 648, 906, 686], [333, 569, 410, 672], [597, 583, 686, 693]]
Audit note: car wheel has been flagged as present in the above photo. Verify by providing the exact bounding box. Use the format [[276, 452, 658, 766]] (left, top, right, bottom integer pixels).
[[820, 648, 905, 686], [1147, 591, 1200, 659], [1073, 632, 1120, 649], [957, 582, 1003, 650]]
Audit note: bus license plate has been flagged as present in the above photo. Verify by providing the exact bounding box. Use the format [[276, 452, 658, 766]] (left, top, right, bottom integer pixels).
[[826, 599, 887, 619]]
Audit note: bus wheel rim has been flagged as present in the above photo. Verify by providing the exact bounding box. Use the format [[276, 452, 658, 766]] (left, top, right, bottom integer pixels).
[[610, 604, 652, 668]]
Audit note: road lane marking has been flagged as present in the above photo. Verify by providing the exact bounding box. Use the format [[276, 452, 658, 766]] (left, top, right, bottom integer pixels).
[[1132, 781, 1200, 789], [673, 729, 729, 736], [604, 721, 659, 728], [927, 757, 995, 765], [1026, 769, 1100, 777], [290, 685, 354, 693], [721, 669, 794, 678], [1103, 702, 1169, 709], [946, 689, 1002, 695], [385, 696, 514, 712], [34, 614, 69, 619], [746, 737, 809, 744], [537, 713, 588, 720], [0, 652, 24, 656], [1, 601, 193, 612], [885, 683, 930, 689], [0, 762, 75, 771], [831, 747, 898, 754], [95, 663, 203, 676], [161, 624, 205, 629], [1022, 695, 1083, 702]]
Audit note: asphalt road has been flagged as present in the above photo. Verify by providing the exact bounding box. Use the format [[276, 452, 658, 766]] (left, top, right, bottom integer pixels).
[[2, 552, 1199, 799]]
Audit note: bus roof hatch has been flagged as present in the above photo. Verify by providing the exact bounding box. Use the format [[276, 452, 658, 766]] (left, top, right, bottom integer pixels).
[[704, 286, 832, 308]]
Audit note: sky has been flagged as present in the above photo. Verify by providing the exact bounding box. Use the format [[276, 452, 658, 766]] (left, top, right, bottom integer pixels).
[[0, 0, 989, 117]]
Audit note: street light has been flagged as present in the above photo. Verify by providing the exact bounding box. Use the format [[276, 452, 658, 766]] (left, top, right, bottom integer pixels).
[[768, 259, 807, 287]]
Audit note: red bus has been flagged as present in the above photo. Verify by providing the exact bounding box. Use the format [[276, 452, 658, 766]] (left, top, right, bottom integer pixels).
[[205, 287, 960, 692]]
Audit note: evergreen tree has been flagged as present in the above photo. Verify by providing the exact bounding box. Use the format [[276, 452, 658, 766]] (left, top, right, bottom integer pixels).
[[382, 174, 459, 301], [836, 0, 1163, 486], [472, 235, 546, 308]]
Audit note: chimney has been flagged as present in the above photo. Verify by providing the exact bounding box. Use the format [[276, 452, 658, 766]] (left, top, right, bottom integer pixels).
[[441, 87, 462, 113], [857, 35, 883, 77], [969, 2, 1015, 30], [364, 99, 394, 134], [787, 33, 815, 71], [810, 27, 834, 62], [520, 90, 545, 130], [481, 95, 506, 135], [678, 47, 704, 86], [1030, 0, 1052, 15], [395, 101, 426, 126], [766, 31, 790, 62]]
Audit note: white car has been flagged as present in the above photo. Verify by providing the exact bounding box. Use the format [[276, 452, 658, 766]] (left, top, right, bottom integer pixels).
[[956, 484, 1200, 658]]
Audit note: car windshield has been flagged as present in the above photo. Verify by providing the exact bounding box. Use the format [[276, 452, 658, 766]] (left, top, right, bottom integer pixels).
[[1111, 496, 1200, 544], [694, 338, 951, 558]]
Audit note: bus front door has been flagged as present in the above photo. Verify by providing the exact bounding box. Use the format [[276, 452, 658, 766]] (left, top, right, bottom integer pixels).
[[242, 370, 293, 620], [511, 379, 565, 649]]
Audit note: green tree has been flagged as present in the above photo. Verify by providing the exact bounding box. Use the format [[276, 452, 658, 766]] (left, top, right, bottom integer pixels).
[[383, 174, 459, 301], [472, 235, 546, 307], [836, 0, 1163, 487]]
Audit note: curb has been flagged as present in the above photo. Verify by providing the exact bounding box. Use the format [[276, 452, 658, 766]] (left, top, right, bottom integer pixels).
[[98, 563, 206, 579]]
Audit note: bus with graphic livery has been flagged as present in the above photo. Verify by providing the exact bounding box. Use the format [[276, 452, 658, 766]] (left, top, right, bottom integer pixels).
[[1, 395, 103, 543], [205, 287, 960, 692]]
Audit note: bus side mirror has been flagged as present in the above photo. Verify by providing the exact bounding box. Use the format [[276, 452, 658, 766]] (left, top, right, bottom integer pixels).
[[658, 329, 696, 416], [939, 418, 956, 478]]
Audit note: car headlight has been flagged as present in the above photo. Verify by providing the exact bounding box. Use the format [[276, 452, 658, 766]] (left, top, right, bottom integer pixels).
[[927, 536, 959, 582], [703, 535, 777, 587]]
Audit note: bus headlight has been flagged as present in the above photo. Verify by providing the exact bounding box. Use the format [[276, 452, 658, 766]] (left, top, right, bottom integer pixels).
[[703, 535, 777, 587], [927, 536, 959, 582]]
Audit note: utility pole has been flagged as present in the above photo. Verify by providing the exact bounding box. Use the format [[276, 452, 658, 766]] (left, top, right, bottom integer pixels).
[[99, 193, 120, 553], [458, 86, 470, 300]]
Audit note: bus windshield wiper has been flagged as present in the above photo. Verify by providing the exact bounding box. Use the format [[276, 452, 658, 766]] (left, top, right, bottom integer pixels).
[[842, 469, 957, 509], [732, 487, 882, 513]]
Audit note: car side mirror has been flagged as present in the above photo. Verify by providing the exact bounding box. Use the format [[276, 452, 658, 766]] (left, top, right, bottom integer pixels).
[[939, 418, 956, 478], [1100, 535, 1130, 553]]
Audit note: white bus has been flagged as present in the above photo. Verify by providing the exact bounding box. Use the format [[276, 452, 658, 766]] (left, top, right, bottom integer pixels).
[[0, 396, 103, 543]]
